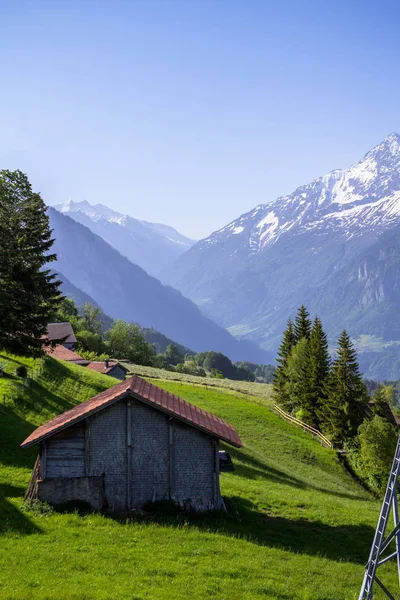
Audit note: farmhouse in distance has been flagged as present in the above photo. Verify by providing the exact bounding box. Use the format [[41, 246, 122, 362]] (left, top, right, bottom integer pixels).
[[44, 322, 77, 349], [87, 359, 128, 381], [21, 375, 242, 512]]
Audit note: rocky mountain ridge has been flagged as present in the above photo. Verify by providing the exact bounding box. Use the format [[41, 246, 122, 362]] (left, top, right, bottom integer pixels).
[[48, 208, 270, 364], [163, 133, 400, 379], [54, 200, 195, 277], [201, 132, 400, 252]]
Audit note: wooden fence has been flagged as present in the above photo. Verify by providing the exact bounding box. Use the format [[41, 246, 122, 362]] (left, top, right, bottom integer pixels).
[[273, 404, 334, 449]]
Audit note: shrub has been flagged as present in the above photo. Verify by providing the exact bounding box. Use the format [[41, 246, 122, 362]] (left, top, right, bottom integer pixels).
[[347, 415, 398, 493], [175, 363, 206, 377], [210, 369, 224, 379], [15, 365, 28, 378]]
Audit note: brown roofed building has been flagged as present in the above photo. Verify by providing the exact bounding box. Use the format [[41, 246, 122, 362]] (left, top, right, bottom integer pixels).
[[87, 360, 128, 380], [43, 344, 89, 366], [45, 323, 77, 349], [22, 375, 242, 512]]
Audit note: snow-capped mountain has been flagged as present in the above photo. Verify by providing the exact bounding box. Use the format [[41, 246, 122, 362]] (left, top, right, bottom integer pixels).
[[202, 132, 400, 252], [53, 200, 195, 277], [164, 133, 400, 378], [48, 208, 269, 364]]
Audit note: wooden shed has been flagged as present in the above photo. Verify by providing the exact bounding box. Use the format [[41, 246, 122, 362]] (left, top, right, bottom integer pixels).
[[44, 322, 77, 349], [21, 376, 242, 512], [87, 360, 128, 380]]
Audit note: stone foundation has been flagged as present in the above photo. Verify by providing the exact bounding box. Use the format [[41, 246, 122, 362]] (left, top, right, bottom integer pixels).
[[37, 476, 105, 511]]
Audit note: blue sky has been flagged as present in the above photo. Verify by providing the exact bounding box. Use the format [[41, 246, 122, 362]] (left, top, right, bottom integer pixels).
[[1, 0, 399, 238]]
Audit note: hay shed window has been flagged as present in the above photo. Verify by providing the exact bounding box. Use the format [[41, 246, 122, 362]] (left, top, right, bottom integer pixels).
[[44, 423, 85, 478]]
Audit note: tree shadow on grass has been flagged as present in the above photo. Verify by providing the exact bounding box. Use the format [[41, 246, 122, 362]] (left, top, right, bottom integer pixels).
[[118, 496, 374, 565], [228, 447, 370, 502], [227, 496, 373, 564], [42, 358, 113, 397], [0, 483, 42, 535], [0, 354, 27, 368], [0, 405, 38, 469]]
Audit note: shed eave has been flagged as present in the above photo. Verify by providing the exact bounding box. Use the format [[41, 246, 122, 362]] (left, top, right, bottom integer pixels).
[[20, 391, 132, 449]]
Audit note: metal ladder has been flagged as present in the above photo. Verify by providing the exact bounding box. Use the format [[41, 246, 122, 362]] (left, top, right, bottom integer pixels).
[[359, 435, 400, 599]]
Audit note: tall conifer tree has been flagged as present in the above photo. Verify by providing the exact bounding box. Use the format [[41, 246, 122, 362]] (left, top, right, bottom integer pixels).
[[273, 319, 296, 409], [285, 336, 309, 414], [321, 330, 366, 443], [293, 305, 312, 342], [301, 316, 330, 428], [0, 170, 61, 356]]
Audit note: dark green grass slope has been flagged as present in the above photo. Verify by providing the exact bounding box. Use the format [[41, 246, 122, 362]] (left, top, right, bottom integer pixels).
[[0, 354, 115, 491], [0, 356, 395, 599]]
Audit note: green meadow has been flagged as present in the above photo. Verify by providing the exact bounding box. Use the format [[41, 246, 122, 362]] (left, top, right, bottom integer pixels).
[[0, 354, 396, 599]]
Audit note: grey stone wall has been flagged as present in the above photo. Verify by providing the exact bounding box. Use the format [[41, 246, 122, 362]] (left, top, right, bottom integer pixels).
[[37, 476, 104, 511]]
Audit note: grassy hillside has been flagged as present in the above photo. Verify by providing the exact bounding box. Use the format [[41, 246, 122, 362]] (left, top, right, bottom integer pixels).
[[0, 353, 396, 599], [126, 362, 274, 400]]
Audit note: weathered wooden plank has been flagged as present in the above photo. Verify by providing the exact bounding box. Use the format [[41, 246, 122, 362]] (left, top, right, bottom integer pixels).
[[85, 420, 90, 476], [52, 426, 85, 440], [168, 419, 174, 499], [46, 470, 85, 478], [25, 456, 40, 500], [41, 441, 47, 479], [47, 462, 85, 478], [47, 450, 85, 459], [47, 456, 84, 469], [47, 442, 85, 450], [127, 400, 132, 509]]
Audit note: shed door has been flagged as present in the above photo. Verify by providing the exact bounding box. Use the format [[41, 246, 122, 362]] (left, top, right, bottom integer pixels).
[[46, 423, 85, 478]]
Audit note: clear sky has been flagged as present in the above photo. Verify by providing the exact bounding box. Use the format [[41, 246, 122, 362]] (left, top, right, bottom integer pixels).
[[1, 0, 399, 239]]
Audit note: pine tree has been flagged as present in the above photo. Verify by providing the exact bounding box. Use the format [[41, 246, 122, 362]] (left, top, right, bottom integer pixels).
[[321, 330, 367, 443], [372, 386, 389, 420], [302, 316, 330, 428], [293, 305, 312, 343], [273, 319, 296, 410], [285, 337, 309, 414], [0, 170, 61, 356]]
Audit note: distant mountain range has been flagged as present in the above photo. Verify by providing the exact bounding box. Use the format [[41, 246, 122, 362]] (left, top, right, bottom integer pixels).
[[48, 208, 270, 363], [53, 200, 195, 277], [163, 133, 400, 379], [56, 270, 191, 356]]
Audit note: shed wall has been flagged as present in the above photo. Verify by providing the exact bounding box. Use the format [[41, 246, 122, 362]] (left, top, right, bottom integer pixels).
[[130, 400, 169, 506], [109, 365, 126, 380], [88, 401, 127, 512], [172, 420, 218, 509]]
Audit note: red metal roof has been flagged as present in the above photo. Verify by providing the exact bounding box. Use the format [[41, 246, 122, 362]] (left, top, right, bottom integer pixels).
[[21, 375, 242, 449], [87, 361, 128, 374], [43, 344, 86, 362]]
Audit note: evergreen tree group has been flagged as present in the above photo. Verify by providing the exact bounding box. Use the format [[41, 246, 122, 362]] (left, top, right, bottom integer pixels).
[[274, 306, 367, 443], [0, 170, 61, 356]]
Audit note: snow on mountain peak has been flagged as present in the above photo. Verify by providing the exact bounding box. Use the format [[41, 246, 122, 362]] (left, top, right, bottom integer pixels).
[[54, 199, 194, 249], [201, 133, 400, 253]]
